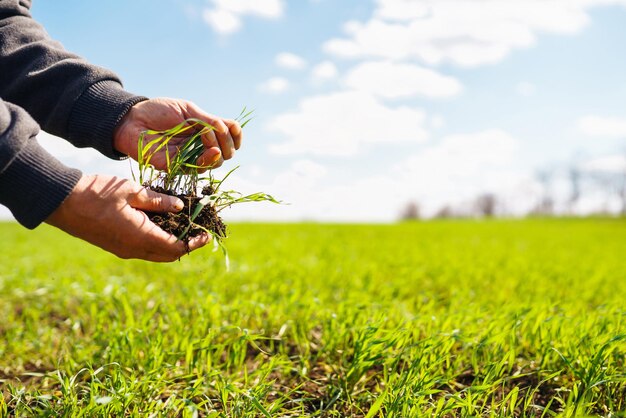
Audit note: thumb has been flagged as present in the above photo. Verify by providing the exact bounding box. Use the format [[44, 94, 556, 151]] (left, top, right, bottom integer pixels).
[[129, 187, 184, 213], [196, 147, 222, 168]]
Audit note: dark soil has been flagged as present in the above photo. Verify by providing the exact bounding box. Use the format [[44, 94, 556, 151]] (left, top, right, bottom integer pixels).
[[145, 185, 227, 245]]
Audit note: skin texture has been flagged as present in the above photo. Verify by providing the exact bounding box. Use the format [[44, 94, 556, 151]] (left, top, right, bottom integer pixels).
[[113, 98, 243, 170], [46, 98, 242, 262], [47, 175, 210, 262]]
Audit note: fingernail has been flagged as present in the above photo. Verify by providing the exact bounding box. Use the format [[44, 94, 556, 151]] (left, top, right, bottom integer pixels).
[[172, 198, 184, 211]]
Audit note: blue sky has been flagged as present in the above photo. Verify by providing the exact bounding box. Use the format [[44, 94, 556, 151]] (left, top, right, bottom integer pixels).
[[14, 0, 626, 221]]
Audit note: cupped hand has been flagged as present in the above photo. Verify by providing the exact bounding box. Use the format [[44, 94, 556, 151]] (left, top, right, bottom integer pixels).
[[46, 175, 209, 262], [113, 98, 242, 170]]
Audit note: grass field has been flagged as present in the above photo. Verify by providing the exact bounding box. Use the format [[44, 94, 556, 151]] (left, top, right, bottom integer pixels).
[[1, 218, 626, 417]]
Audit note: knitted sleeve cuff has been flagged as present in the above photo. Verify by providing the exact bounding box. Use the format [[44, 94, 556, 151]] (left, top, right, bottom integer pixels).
[[0, 138, 82, 229], [68, 80, 148, 160]]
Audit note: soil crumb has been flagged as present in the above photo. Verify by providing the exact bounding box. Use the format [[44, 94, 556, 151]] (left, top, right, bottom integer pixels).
[[145, 185, 227, 243]]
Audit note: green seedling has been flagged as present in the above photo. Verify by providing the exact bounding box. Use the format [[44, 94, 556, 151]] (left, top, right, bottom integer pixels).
[[133, 109, 279, 258]]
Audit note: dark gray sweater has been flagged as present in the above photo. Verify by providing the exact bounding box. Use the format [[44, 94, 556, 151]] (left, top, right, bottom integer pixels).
[[0, 0, 147, 228]]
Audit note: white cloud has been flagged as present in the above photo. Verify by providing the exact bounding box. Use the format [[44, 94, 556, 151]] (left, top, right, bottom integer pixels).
[[311, 61, 339, 81], [225, 129, 531, 221], [38, 131, 99, 163], [289, 159, 328, 180], [35, 131, 133, 178], [324, 0, 626, 67], [270, 160, 328, 195], [578, 115, 626, 138], [213, 0, 283, 18], [202, 0, 285, 34], [388, 129, 527, 215], [399, 129, 519, 170], [375, 0, 431, 21], [394, 130, 519, 186], [580, 155, 626, 173], [430, 115, 445, 129], [267, 90, 428, 156], [223, 163, 408, 222], [0, 205, 12, 221], [344, 61, 462, 99], [275, 52, 307, 70], [202, 9, 242, 35], [258, 77, 290, 94]]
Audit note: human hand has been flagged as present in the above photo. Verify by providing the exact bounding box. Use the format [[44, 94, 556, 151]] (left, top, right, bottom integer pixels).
[[113, 98, 242, 170], [46, 175, 209, 262]]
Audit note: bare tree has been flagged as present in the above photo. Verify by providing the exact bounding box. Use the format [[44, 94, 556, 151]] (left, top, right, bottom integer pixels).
[[568, 168, 581, 214], [618, 147, 626, 216], [434, 205, 454, 219], [531, 169, 555, 216], [618, 172, 626, 216], [400, 201, 421, 221], [473, 193, 497, 218], [529, 197, 554, 216], [585, 155, 626, 215]]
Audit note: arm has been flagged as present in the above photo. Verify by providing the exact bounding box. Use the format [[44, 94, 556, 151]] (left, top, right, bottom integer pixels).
[[0, 99, 207, 261], [0, 1, 243, 169], [0, 0, 146, 159], [0, 98, 81, 228], [0, 1, 233, 260]]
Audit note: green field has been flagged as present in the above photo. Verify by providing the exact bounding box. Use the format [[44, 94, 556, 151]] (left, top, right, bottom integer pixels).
[[1, 219, 626, 417]]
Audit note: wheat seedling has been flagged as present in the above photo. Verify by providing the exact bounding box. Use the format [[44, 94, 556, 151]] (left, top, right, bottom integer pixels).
[[133, 109, 279, 260]]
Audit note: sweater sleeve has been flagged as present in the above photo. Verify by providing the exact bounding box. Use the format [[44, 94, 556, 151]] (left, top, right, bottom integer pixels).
[[0, 98, 81, 228], [0, 0, 147, 159]]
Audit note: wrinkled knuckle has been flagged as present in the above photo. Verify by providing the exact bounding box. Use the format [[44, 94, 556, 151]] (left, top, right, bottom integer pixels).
[[152, 196, 166, 210], [129, 188, 144, 202], [179, 100, 193, 111]]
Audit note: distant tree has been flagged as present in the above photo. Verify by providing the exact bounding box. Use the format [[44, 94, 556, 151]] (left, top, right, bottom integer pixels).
[[586, 162, 626, 216], [400, 201, 421, 220], [607, 156, 626, 215], [434, 205, 454, 219], [619, 171, 626, 216], [473, 193, 497, 217], [568, 168, 581, 214], [532, 169, 555, 216], [529, 197, 554, 216]]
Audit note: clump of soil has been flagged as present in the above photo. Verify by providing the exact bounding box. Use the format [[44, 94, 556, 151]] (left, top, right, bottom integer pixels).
[[145, 185, 227, 244]]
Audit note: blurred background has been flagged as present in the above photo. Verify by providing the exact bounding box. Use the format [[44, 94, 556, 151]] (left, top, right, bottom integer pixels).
[[2, 0, 625, 222]]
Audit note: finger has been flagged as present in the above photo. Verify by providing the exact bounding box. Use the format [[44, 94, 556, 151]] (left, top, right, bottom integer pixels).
[[183, 102, 236, 159], [212, 119, 236, 160], [223, 119, 243, 150], [138, 214, 188, 261], [199, 129, 225, 167], [144, 229, 211, 262], [145, 234, 188, 262], [187, 233, 211, 251], [129, 187, 184, 213], [117, 209, 188, 262], [199, 120, 234, 160], [196, 148, 223, 170], [200, 128, 219, 148]]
